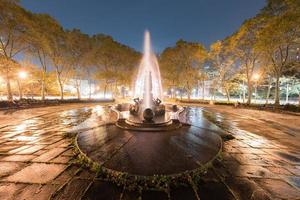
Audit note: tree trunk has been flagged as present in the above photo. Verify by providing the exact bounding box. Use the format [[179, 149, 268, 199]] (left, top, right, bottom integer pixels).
[[266, 85, 271, 105], [55, 68, 64, 100], [104, 84, 107, 98], [285, 83, 289, 104], [41, 79, 45, 101], [187, 89, 191, 100], [225, 87, 230, 102], [247, 81, 252, 105], [242, 80, 245, 103], [202, 81, 205, 100], [274, 75, 280, 105], [59, 84, 64, 100], [197, 80, 200, 98], [254, 86, 257, 103], [265, 77, 272, 104], [88, 80, 92, 100], [6, 75, 13, 101], [76, 86, 80, 100], [57, 77, 64, 100], [38, 51, 47, 101], [17, 80, 22, 100]]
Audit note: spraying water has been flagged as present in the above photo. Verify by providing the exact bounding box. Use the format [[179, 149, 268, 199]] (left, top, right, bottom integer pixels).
[[134, 30, 163, 108]]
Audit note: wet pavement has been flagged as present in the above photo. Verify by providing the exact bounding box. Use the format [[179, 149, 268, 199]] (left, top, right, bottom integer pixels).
[[0, 104, 299, 200]]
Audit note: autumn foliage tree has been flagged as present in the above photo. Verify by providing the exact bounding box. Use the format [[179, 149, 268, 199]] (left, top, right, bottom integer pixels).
[[160, 40, 207, 99]]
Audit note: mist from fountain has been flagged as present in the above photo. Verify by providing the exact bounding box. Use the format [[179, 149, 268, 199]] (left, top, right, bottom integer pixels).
[[134, 30, 163, 109]]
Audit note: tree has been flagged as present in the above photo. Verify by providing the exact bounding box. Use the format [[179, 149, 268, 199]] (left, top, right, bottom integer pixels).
[[65, 29, 90, 99], [209, 40, 237, 102], [26, 14, 56, 100], [90, 34, 140, 98], [46, 19, 70, 100], [228, 18, 262, 104], [160, 47, 182, 98], [0, 0, 32, 100], [256, 0, 300, 105], [160, 40, 207, 99]]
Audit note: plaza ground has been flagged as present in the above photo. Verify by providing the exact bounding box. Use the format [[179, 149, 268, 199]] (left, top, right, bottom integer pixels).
[[0, 102, 299, 200]]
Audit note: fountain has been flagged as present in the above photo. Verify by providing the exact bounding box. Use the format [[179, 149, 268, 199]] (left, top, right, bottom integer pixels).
[[128, 30, 166, 124], [75, 31, 222, 190]]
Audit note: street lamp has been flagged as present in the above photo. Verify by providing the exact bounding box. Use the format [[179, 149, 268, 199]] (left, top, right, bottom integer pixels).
[[18, 71, 28, 79]]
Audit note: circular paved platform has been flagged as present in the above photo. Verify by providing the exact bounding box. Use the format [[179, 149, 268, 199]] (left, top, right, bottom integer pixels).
[[76, 124, 222, 176]]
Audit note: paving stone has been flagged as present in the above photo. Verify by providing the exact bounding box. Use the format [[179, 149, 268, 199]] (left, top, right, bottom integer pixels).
[[9, 145, 31, 153], [50, 156, 72, 164], [225, 177, 271, 200], [4, 163, 66, 184], [54, 178, 91, 200], [1, 154, 36, 162], [0, 183, 26, 200], [44, 140, 66, 150], [231, 165, 276, 178], [33, 148, 66, 162], [232, 153, 270, 166], [287, 165, 300, 176], [197, 180, 235, 200], [254, 178, 300, 199], [52, 165, 81, 184], [17, 145, 45, 154], [77, 169, 96, 180], [142, 190, 169, 200], [121, 189, 140, 200], [271, 151, 300, 165], [61, 149, 74, 157], [33, 149, 49, 156], [265, 166, 293, 176], [0, 162, 25, 177], [82, 180, 122, 200], [0, 145, 22, 153], [15, 184, 58, 200], [284, 176, 300, 189], [170, 186, 197, 200]]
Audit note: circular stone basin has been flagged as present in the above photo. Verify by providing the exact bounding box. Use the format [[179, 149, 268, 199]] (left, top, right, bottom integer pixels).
[[76, 124, 222, 176]]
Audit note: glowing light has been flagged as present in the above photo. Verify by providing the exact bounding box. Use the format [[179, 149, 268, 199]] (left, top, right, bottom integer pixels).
[[252, 74, 260, 81], [18, 71, 27, 79]]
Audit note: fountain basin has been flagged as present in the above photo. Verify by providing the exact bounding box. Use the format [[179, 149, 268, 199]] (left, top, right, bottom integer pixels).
[[75, 104, 223, 189], [76, 124, 222, 176]]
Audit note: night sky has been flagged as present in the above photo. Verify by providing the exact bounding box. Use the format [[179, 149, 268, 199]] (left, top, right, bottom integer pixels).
[[21, 0, 266, 53]]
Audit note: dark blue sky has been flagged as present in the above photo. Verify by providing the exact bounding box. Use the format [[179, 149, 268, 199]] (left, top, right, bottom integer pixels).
[[21, 0, 265, 53]]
